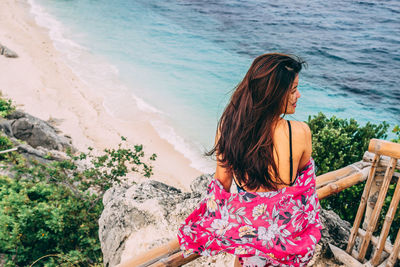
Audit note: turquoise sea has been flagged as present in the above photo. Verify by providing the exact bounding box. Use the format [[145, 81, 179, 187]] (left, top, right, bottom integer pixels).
[[28, 0, 399, 172]]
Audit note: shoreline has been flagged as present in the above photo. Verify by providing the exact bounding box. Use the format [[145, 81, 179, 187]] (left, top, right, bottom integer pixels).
[[0, 0, 202, 190]]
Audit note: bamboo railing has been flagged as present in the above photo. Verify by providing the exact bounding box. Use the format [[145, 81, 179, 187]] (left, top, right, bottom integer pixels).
[[117, 139, 400, 267], [330, 139, 400, 267]]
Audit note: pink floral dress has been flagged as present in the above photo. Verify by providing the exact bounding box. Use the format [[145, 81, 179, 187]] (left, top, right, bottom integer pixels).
[[178, 158, 322, 267]]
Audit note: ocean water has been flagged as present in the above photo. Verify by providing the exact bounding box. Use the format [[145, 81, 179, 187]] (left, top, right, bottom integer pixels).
[[28, 0, 399, 173]]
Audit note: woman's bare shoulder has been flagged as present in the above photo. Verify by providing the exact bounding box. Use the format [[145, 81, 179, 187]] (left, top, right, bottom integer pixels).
[[273, 119, 311, 146], [290, 120, 311, 139], [290, 121, 312, 165]]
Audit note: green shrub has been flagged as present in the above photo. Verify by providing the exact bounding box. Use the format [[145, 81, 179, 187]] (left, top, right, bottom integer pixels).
[[0, 134, 14, 161], [0, 175, 102, 266], [0, 95, 15, 118], [0, 137, 156, 266], [307, 112, 388, 222], [307, 112, 389, 176], [391, 125, 400, 143], [307, 113, 400, 242]]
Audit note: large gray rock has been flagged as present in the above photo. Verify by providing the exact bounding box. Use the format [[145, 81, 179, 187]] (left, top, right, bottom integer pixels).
[[98, 175, 213, 267], [320, 209, 352, 251], [0, 118, 13, 136], [0, 43, 18, 58], [310, 209, 351, 266], [0, 134, 70, 180], [99, 175, 350, 267], [7, 110, 74, 152]]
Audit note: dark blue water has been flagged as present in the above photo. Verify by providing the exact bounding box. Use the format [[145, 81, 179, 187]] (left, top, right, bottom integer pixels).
[[30, 0, 400, 172], [158, 0, 400, 111]]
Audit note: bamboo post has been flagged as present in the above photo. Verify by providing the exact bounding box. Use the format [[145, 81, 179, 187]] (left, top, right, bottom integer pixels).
[[362, 150, 400, 230], [116, 239, 180, 267], [363, 151, 400, 170], [357, 158, 397, 261], [368, 139, 400, 159], [329, 244, 364, 267], [316, 164, 359, 189], [363, 174, 385, 230], [346, 154, 380, 254], [148, 252, 200, 267], [386, 227, 400, 267], [362, 151, 400, 169], [316, 167, 369, 200], [357, 228, 395, 258], [371, 172, 400, 265]]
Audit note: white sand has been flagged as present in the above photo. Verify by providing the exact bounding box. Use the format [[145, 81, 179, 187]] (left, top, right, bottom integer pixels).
[[0, 0, 203, 190]]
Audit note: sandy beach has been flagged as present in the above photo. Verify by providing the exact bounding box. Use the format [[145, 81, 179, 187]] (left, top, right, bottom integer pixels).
[[0, 0, 202, 190]]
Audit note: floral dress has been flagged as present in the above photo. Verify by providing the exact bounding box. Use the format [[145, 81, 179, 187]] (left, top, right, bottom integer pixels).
[[178, 158, 322, 267]]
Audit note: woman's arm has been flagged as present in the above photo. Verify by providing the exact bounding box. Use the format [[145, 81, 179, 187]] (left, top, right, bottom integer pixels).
[[214, 129, 233, 192]]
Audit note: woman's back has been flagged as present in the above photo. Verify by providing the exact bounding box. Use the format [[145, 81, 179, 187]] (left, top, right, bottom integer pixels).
[[221, 118, 312, 193], [269, 119, 312, 191]]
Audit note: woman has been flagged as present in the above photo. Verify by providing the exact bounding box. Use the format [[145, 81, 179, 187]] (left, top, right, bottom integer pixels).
[[178, 53, 322, 267]]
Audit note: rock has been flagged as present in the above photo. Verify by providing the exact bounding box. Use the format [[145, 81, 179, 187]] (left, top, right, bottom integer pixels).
[[99, 174, 352, 267], [0, 109, 75, 178], [0, 134, 70, 179], [309, 208, 352, 266], [0, 118, 13, 136], [8, 110, 74, 152], [6, 110, 25, 120], [0, 43, 18, 58], [319, 209, 352, 251], [307, 243, 344, 267], [99, 179, 196, 267], [17, 143, 68, 163], [190, 173, 213, 197]]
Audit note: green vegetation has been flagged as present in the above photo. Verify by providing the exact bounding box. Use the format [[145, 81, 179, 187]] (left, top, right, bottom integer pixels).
[[0, 174, 103, 266], [307, 112, 388, 222], [0, 135, 14, 160], [0, 132, 156, 266], [0, 93, 15, 117], [307, 112, 389, 177], [391, 124, 400, 143], [307, 113, 399, 242]]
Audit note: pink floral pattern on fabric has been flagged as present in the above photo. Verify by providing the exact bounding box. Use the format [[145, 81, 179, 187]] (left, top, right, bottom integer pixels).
[[178, 158, 322, 267]]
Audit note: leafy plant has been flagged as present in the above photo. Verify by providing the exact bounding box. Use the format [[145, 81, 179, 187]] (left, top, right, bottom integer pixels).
[[391, 125, 400, 143], [0, 136, 156, 266], [0, 134, 14, 160], [307, 113, 400, 242], [307, 113, 389, 222], [45, 137, 157, 211], [0, 175, 102, 266], [307, 112, 389, 176], [0, 95, 15, 117]]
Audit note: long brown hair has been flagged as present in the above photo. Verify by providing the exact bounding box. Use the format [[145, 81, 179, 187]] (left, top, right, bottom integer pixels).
[[208, 53, 305, 191]]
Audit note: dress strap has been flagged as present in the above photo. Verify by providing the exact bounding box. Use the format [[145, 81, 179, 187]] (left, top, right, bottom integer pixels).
[[287, 120, 293, 185]]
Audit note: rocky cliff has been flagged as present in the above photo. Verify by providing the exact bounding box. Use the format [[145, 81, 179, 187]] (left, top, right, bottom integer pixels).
[[0, 109, 74, 166]]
